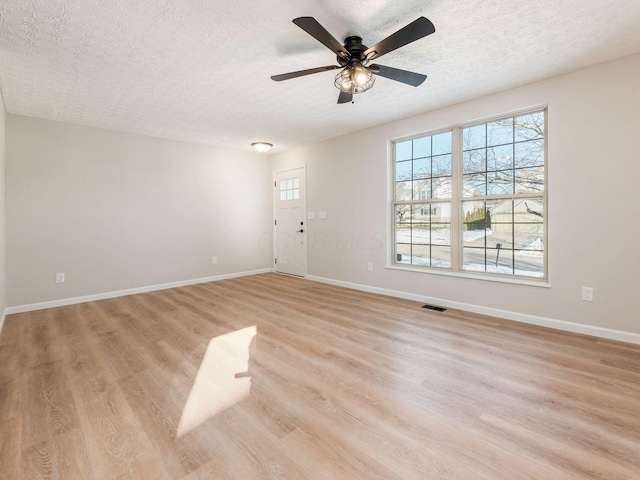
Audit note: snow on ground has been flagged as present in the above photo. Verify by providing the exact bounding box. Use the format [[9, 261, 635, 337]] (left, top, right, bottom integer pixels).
[[399, 257, 543, 277], [463, 229, 493, 242], [461, 263, 543, 277], [522, 236, 543, 250], [397, 228, 543, 251], [397, 228, 544, 277], [397, 228, 497, 245]]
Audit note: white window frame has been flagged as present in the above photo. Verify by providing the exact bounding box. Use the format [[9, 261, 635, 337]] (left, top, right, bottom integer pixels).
[[387, 106, 549, 287]]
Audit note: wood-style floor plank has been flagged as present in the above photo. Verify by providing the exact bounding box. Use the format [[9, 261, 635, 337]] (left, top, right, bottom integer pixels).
[[60, 332, 158, 478], [21, 360, 79, 448], [1, 272, 640, 479], [0, 416, 22, 480], [22, 428, 93, 480]]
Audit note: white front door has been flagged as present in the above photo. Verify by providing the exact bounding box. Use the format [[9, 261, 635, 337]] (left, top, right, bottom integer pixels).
[[274, 167, 306, 277]]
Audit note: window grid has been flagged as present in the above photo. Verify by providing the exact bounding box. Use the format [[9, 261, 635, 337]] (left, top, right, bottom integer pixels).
[[279, 177, 300, 201], [393, 131, 453, 269], [395, 202, 451, 268], [392, 109, 546, 280]]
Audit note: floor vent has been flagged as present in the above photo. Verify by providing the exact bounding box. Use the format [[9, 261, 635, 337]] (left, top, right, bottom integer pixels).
[[422, 304, 447, 312]]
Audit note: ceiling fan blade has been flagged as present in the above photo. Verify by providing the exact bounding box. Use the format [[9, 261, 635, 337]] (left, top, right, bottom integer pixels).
[[364, 17, 435, 61], [337, 91, 353, 104], [369, 64, 427, 87], [271, 65, 340, 82], [293, 17, 350, 58]]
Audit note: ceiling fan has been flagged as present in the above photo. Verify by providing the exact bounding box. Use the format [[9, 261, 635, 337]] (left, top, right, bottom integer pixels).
[[271, 16, 436, 104]]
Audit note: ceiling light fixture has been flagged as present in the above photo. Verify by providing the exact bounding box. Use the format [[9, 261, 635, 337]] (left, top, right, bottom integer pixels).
[[334, 62, 375, 95], [251, 142, 273, 153]]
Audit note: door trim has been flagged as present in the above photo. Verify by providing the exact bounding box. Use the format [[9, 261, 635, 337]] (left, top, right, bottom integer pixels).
[[273, 164, 307, 277]]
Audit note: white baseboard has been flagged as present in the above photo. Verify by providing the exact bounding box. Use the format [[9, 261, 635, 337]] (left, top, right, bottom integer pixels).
[[5, 268, 273, 315], [306, 275, 640, 346], [6, 269, 639, 346]]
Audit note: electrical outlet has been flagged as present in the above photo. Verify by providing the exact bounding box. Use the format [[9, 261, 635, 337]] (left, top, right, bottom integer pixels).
[[212, 256, 218, 265], [581, 287, 593, 302], [56, 273, 65, 283], [367, 262, 373, 272]]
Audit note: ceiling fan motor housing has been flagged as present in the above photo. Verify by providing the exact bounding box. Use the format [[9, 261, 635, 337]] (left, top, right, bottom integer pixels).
[[338, 36, 369, 65]]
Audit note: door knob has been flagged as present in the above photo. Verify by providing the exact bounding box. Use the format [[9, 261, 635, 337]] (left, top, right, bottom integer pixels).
[[297, 229, 304, 233]]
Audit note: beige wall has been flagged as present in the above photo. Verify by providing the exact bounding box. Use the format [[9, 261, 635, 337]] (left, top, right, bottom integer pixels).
[[0, 91, 6, 321], [7, 117, 273, 306], [5, 54, 640, 335], [271, 53, 640, 335]]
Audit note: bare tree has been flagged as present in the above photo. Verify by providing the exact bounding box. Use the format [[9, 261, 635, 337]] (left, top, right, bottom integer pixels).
[[462, 113, 544, 195]]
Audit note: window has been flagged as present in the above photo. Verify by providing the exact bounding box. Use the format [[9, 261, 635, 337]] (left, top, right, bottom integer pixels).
[[279, 177, 300, 201], [392, 109, 546, 279], [394, 131, 453, 268]]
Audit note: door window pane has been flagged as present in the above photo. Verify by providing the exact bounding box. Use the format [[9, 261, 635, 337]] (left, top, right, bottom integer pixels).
[[279, 177, 301, 202]]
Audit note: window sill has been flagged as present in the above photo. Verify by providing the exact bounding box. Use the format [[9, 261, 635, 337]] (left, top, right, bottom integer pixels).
[[385, 264, 551, 288]]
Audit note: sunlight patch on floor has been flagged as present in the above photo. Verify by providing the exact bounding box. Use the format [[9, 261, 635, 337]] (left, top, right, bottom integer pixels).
[[177, 326, 256, 437]]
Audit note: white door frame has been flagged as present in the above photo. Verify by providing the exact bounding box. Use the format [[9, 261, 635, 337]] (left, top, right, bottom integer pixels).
[[273, 164, 307, 277]]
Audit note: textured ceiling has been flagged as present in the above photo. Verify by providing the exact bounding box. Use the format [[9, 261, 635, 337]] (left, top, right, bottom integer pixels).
[[0, 0, 639, 154]]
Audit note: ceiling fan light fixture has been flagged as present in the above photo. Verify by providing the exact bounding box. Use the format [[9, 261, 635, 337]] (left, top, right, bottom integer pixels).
[[251, 142, 273, 153], [271, 16, 435, 104], [334, 64, 375, 94]]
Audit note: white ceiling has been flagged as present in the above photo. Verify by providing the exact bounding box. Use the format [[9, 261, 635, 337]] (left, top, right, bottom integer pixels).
[[0, 0, 639, 154]]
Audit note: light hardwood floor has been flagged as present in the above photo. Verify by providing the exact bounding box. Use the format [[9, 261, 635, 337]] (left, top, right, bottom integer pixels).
[[1, 273, 640, 479]]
